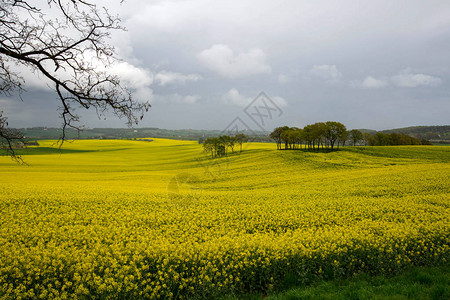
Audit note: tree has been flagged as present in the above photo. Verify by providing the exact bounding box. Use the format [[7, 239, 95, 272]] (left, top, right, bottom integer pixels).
[[0, 0, 150, 157], [324, 121, 346, 150], [270, 126, 289, 150], [310, 122, 327, 150], [203, 137, 221, 158], [338, 129, 349, 148], [302, 124, 314, 149], [349, 129, 363, 146], [290, 127, 303, 149], [363, 132, 373, 146], [374, 132, 390, 146], [280, 128, 291, 150], [217, 144, 226, 157], [227, 136, 236, 153], [203, 136, 234, 158], [420, 138, 432, 145], [0, 111, 23, 162], [220, 135, 235, 154], [234, 133, 248, 152], [202, 138, 214, 158]]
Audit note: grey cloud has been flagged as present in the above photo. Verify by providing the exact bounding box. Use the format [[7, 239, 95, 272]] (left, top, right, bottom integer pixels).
[[391, 69, 442, 87], [310, 65, 342, 81], [350, 76, 389, 89], [154, 71, 202, 86], [197, 45, 271, 78], [4, 0, 450, 131]]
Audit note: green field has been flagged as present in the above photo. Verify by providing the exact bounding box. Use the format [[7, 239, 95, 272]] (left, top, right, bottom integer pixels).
[[0, 139, 449, 299], [227, 265, 450, 300]]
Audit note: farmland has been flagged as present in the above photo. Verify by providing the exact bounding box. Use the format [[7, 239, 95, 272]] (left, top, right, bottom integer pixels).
[[0, 139, 449, 299]]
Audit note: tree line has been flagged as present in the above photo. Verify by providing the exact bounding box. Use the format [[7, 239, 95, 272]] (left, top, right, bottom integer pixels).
[[365, 132, 432, 146], [201, 134, 248, 158], [270, 122, 431, 151]]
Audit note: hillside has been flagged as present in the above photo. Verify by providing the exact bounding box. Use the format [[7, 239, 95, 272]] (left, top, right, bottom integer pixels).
[[15, 125, 450, 144], [17, 127, 271, 142], [381, 125, 450, 143]]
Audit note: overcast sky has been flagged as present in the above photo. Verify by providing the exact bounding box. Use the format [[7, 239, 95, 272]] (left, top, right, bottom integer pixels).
[[2, 0, 450, 131]]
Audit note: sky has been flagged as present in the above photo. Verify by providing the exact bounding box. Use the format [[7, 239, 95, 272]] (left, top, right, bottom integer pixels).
[[2, 0, 450, 132]]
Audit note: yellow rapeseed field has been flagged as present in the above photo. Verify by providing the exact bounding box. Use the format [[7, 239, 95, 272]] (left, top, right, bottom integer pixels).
[[0, 139, 449, 299]]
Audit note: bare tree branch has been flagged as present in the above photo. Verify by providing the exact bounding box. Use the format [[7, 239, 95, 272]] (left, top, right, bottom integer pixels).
[[0, 0, 151, 158], [0, 111, 24, 162]]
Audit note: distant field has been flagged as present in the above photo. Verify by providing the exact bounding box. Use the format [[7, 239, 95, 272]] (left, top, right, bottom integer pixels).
[[0, 140, 449, 299]]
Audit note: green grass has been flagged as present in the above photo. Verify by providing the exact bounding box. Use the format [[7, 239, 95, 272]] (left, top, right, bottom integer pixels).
[[0, 146, 94, 156], [223, 265, 450, 300], [343, 146, 450, 162]]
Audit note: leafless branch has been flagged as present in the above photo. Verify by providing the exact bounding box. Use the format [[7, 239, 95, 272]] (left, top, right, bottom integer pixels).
[[0, 111, 24, 162], [0, 0, 150, 156]]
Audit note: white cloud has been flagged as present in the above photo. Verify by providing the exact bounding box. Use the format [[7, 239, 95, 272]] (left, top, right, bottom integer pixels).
[[350, 76, 388, 89], [197, 44, 271, 78], [155, 93, 201, 105], [8, 60, 54, 91], [278, 74, 290, 84], [154, 70, 202, 86], [310, 65, 342, 81], [391, 69, 442, 87], [107, 61, 154, 103], [221, 88, 288, 108], [271, 96, 288, 108], [134, 87, 154, 103], [362, 76, 388, 88], [183, 95, 201, 104], [109, 62, 153, 88], [7, 54, 154, 99], [221, 88, 250, 107]]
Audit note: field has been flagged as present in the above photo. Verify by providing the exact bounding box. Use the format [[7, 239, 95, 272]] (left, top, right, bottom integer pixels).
[[0, 139, 449, 299]]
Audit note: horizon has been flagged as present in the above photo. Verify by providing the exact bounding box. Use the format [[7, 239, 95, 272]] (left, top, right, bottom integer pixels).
[[13, 123, 450, 134]]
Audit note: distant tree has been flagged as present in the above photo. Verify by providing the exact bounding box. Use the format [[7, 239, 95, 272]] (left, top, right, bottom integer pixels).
[[271, 124, 431, 149], [219, 135, 230, 154], [325, 121, 347, 150], [374, 132, 390, 146], [408, 135, 422, 145], [270, 127, 304, 150], [388, 133, 422, 145], [280, 129, 291, 149], [269, 127, 282, 149], [203, 135, 239, 157], [217, 144, 226, 157], [389, 133, 403, 145], [311, 122, 327, 150], [203, 137, 224, 158], [235, 133, 248, 152], [338, 129, 349, 148], [302, 124, 314, 150], [363, 132, 373, 146], [364, 132, 427, 146], [270, 126, 289, 150], [349, 129, 363, 146], [420, 138, 432, 145], [280, 126, 291, 149], [225, 135, 236, 153], [203, 138, 215, 158], [290, 127, 303, 149]]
